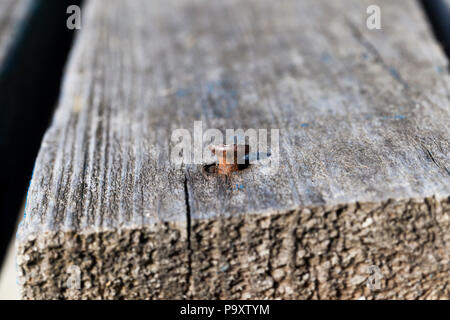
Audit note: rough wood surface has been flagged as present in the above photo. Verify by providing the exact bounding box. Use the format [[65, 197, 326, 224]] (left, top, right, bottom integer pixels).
[[17, 0, 450, 299]]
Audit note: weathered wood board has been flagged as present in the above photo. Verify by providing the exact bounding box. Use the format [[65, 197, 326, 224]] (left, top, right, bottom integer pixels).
[[17, 0, 450, 299]]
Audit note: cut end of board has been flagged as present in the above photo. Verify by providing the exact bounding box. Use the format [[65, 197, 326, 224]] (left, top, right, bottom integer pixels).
[[17, 196, 450, 299]]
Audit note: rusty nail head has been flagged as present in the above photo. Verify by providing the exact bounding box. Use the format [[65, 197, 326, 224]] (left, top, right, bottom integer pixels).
[[209, 144, 249, 175]]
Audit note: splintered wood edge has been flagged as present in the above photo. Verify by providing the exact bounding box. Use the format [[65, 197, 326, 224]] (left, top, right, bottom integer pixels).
[[17, 196, 450, 299], [17, 222, 189, 299]]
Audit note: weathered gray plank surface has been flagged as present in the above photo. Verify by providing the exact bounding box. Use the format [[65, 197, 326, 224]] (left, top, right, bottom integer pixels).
[[17, 0, 450, 299], [0, 0, 30, 66]]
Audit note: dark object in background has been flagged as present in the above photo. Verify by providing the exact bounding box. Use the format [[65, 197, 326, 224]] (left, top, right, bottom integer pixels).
[[420, 0, 450, 63], [0, 0, 82, 267]]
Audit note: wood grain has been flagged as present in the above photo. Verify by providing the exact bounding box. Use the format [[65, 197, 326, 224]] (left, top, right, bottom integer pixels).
[[17, 0, 450, 299]]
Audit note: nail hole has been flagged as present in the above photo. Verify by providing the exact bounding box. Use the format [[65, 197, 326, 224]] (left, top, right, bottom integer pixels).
[[202, 162, 251, 176], [202, 151, 271, 176], [202, 163, 218, 175]]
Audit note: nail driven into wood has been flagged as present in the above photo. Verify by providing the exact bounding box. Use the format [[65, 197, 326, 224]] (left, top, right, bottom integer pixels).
[[208, 144, 250, 175]]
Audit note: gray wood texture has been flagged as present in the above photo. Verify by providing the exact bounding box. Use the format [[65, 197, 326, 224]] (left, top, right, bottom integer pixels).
[[17, 0, 450, 299]]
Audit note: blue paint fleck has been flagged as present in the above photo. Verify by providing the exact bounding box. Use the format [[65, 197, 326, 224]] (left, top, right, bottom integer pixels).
[[382, 114, 406, 121], [435, 66, 445, 74], [230, 184, 245, 191], [300, 123, 309, 128], [203, 80, 239, 117], [321, 52, 332, 64], [220, 264, 230, 272], [389, 67, 401, 80], [175, 88, 190, 97], [388, 67, 408, 88]]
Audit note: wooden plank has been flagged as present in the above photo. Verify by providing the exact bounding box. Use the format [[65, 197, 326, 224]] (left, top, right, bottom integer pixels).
[[17, 0, 450, 299]]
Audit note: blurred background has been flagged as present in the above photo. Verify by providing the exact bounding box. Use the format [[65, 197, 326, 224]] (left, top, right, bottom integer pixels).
[[0, 0, 82, 299]]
